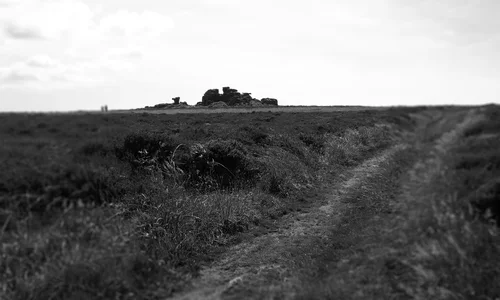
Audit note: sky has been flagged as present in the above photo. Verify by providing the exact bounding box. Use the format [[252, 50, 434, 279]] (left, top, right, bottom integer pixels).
[[0, 0, 499, 111]]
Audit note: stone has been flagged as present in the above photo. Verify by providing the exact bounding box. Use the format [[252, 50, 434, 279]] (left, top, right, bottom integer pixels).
[[261, 98, 278, 106], [202, 89, 221, 106]]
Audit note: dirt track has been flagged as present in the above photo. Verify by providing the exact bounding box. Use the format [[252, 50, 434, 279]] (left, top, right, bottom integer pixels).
[[170, 145, 407, 300]]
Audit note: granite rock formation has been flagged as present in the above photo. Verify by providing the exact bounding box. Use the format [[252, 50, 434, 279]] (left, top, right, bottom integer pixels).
[[200, 87, 278, 107]]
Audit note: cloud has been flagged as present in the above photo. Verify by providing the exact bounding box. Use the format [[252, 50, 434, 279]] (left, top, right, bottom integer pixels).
[[4, 23, 43, 39], [0, 48, 149, 90], [65, 10, 173, 60], [99, 10, 174, 38], [26, 55, 59, 68], [107, 48, 144, 60], [0, 0, 173, 88], [0, 0, 93, 40], [0, 0, 173, 45], [0, 0, 19, 7], [1, 69, 39, 84]]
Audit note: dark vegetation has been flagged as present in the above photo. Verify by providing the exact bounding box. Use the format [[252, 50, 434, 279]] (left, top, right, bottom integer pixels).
[[0, 108, 419, 299]]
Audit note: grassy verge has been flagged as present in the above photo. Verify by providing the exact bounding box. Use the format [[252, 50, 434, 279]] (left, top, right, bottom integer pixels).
[[389, 107, 500, 299], [0, 109, 416, 299]]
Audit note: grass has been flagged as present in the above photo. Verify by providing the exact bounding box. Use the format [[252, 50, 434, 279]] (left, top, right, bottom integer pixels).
[[0, 108, 419, 299], [380, 108, 500, 299], [297, 144, 418, 300], [299, 106, 500, 299]]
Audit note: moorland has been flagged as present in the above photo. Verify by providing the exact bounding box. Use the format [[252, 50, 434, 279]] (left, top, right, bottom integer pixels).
[[0, 105, 499, 300]]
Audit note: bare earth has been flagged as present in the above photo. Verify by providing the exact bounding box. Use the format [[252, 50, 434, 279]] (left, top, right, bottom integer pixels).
[[170, 145, 407, 300]]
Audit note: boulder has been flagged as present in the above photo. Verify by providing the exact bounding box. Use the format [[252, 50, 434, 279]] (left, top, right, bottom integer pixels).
[[172, 97, 180, 105], [238, 93, 253, 105], [222, 87, 240, 105], [202, 89, 221, 106], [261, 98, 278, 106], [249, 99, 263, 106]]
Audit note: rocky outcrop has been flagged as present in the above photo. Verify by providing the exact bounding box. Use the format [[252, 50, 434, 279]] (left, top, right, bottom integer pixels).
[[145, 87, 279, 109], [200, 86, 278, 107], [144, 98, 188, 109], [150, 103, 169, 109]]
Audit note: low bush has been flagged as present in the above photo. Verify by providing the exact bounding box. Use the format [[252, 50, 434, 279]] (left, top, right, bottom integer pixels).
[[186, 139, 259, 190]]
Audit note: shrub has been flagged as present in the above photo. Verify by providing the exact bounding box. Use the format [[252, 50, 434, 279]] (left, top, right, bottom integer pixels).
[[116, 132, 180, 164], [299, 133, 325, 153], [186, 139, 259, 190]]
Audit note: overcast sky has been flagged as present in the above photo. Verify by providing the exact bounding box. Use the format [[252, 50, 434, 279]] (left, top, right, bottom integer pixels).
[[0, 0, 499, 111]]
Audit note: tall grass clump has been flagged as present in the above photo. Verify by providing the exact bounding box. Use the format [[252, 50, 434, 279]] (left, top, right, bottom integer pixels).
[[321, 124, 393, 167]]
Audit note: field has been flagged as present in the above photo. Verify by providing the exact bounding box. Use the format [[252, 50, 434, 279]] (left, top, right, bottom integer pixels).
[[1, 105, 499, 299]]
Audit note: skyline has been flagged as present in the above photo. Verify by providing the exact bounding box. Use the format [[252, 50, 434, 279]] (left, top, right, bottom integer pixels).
[[1, 0, 499, 111]]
